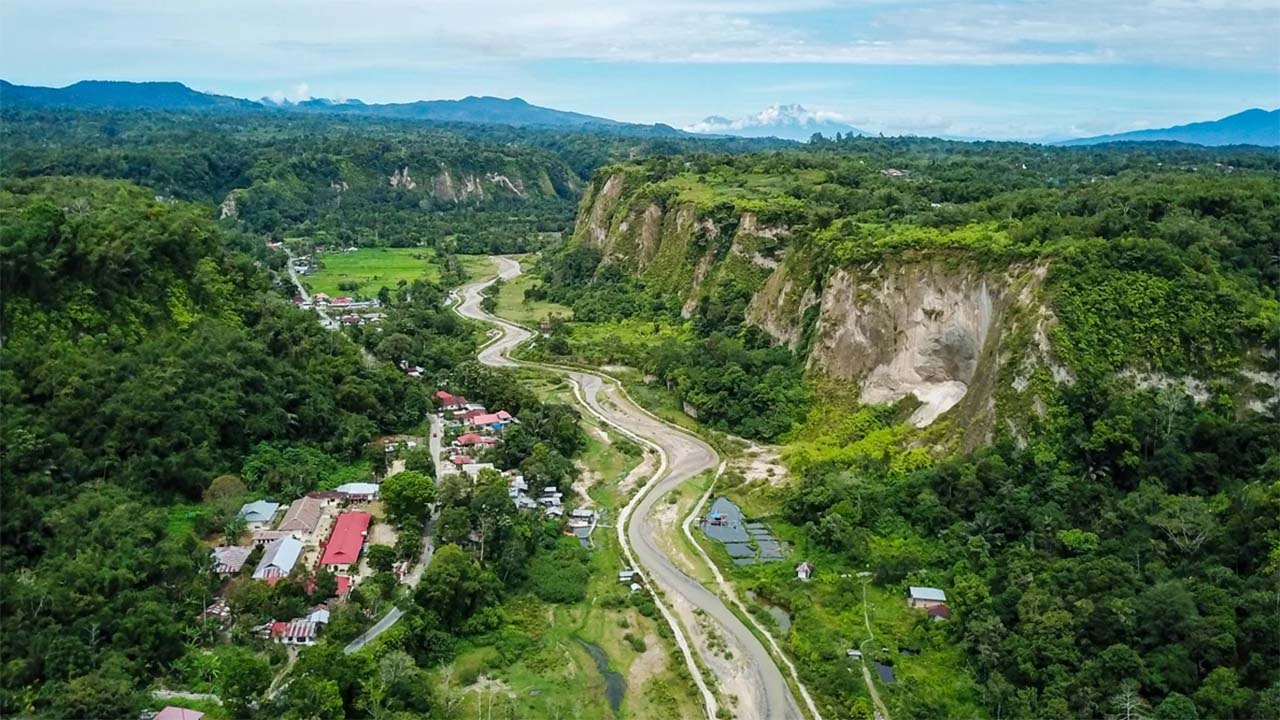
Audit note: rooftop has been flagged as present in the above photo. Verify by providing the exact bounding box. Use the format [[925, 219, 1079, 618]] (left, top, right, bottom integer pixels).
[[321, 511, 371, 566], [909, 586, 947, 602], [237, 499, 280, 523]]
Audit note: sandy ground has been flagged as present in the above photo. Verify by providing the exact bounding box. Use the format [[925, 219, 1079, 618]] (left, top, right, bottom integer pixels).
[[617, 450, 658, 499], [729, 441, 791, 488], [628, 625, 668, 685], [590, 426, 612, 445], [572, 461, 599, 507]]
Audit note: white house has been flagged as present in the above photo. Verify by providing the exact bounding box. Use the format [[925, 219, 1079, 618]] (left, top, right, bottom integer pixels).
[[253, 536, 303, 581], [237, 500, 280, 530], [908, 586, 947, 609]]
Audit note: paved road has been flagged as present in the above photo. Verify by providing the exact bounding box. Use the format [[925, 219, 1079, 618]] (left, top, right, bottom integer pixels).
[[456, 256, 804, 719]]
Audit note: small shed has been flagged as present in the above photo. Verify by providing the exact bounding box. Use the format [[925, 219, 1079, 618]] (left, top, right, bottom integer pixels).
[[795, 561, 815, 581], [908, 586, 947, 609]]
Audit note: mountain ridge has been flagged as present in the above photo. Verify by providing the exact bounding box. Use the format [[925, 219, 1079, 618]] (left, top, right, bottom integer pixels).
[[1058, 108, 1280, 147], [0, 79, 684, 135]]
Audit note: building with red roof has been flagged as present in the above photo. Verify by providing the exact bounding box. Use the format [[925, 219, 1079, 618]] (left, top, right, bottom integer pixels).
[[320, 512, 371, 571], [450, 455, 474, 466], [155, 707, 204, 720], [435, 390, 467, 410], [455, 432, 497, 447]]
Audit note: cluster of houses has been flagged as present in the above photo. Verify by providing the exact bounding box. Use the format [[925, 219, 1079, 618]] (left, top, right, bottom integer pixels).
[[205, 486, 386, 645], [293, 293, 384, 327], [436, 390, 517, 470], [435, 389, 600, 545]]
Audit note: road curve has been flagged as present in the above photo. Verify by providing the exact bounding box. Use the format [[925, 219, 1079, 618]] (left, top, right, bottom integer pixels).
[[455, 256, 804, 720]]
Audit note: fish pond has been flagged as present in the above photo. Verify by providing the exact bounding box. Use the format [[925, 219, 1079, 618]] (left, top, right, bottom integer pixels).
[[700, 496, 790, 566]]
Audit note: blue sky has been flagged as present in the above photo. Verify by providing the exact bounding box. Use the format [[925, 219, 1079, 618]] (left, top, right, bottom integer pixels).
[[2, 0, 1277, 139]]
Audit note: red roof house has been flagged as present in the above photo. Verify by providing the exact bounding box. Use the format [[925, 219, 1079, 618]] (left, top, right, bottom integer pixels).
[[455, 433, 497, 447], [450, 455, 474, 466], [435, 390, 467, 409], [320, 512, 371, 567]]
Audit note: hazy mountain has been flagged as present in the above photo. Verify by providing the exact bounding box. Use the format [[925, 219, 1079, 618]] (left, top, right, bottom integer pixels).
[[1, 80, 686, 135], [684, 104, 868, 141], [1059, 108, 1279, 147], [0, 79, 259, 110]]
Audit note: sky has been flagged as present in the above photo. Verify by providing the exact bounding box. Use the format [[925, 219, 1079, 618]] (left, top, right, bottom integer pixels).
[[2, 0, 1277, 139]]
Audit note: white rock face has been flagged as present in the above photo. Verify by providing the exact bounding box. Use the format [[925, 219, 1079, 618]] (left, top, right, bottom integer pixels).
[[807, 262, 1036, 428], [218, 191, 240, 219], [389, 167, 417, 190]]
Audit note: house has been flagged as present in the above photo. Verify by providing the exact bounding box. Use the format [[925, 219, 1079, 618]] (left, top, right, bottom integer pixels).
[[455, 432, 497, 447], [618, 568, 639, 583], [569, 509, 595, 520], [450, 455, 474, 467], [211, 546, 253, 577], [459, 408, 488, 422], [908, 586, 948, 609], [253, 536, 303, 581], [881, 167, 908, 177], [795, 561, 815, 581], [155, 707, 205, 720], [237, 500, 280, 530], [928, 604, 952, 622], [306, 606, 332, 624], [277, 496, 325, 536], [269, 618, 322, 646], [846, 648, 863, 659], [251, 529, 298, 547], [335, 482, 380, 500], [545, 505, 564, 519], [434, 390, 468, 410], [461, 462, 496, 479], [313, 293, 331, 304], [198, 598, 231, 626], [320, 511, 371, 571], [467, 411, 513, 430]]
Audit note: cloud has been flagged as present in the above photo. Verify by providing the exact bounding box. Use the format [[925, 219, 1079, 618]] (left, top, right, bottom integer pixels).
[[267, 82, 311, 104], [2, 0, 1275, 79]]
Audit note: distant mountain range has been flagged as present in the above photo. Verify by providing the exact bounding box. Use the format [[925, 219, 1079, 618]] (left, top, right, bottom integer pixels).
[[0, 79, 684, 136], [1059, 108, 1279, 147], [684, 104, 869, 142], [3, 80, 1277, 147]]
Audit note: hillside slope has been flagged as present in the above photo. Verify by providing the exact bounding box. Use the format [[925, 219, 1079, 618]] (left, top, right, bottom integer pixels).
[[565, 145, 1279, 445]]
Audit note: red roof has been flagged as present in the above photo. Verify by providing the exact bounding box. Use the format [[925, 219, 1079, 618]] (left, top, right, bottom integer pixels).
[[461, 408, 488, 420], [456, 433, 496, 446], [435, 390, 465, 404], [469, 412, 505, 426], [450, 455, 474, 465], [928, 604, 953, 619], [320, 512, 371, 566]]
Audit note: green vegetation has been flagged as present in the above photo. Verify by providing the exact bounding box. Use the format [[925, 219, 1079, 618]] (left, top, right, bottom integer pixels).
[[0, 176, 449, 716], [304, 247, 441, 297]]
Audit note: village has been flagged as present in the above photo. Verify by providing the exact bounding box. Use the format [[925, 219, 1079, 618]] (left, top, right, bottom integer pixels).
[[196, 387, 606, 653]]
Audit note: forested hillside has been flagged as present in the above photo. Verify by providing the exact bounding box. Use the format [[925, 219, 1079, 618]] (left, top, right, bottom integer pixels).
[[0, 177, 468, 715], [526, 138, 1280, 717], [0, 109, 784, 254]]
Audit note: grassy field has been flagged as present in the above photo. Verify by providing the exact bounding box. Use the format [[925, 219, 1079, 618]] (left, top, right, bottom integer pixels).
[[304, 247, 440, 297], [491, 255, 572, 327], [457, 254, 499, 282]]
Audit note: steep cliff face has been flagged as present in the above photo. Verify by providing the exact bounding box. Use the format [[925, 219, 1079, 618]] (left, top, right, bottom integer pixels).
[[573, 171, 1065, 442]]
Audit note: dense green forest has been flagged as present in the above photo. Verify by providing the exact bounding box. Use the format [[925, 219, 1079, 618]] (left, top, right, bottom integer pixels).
[[0, 108, 782, 254], [526, 139, 1280, 717], [2, 106, 1277, 718]]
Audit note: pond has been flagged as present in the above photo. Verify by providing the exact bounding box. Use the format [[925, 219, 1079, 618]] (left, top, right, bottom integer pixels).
[[746, 590, 793, 633], [577, 639, 625, 714], [701, 496, 789, 566]]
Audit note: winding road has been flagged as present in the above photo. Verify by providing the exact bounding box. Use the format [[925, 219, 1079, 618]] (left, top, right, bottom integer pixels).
[[455, 256, 805, 720]]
